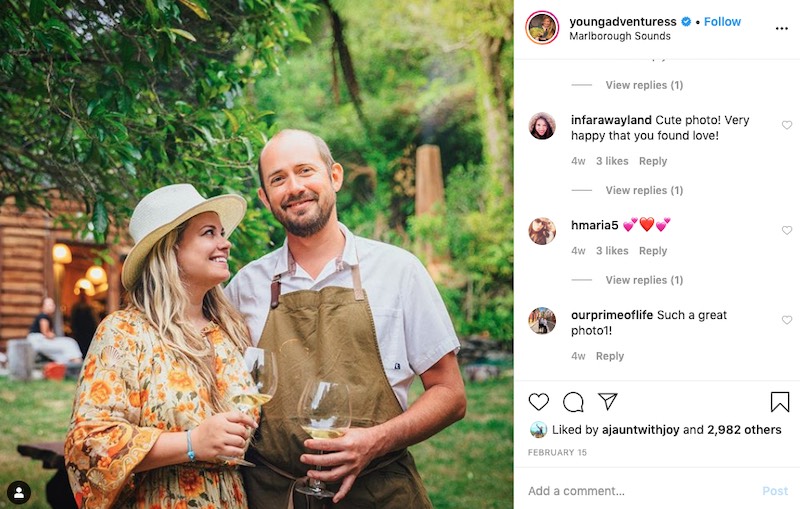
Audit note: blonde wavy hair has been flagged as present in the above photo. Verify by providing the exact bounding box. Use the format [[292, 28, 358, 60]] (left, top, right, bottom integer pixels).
[[128, 221, 252, 414]]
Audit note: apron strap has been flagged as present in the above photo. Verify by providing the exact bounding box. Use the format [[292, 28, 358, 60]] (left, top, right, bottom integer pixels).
[[271, 274, 281, 309], [350, 264, 365, 301]]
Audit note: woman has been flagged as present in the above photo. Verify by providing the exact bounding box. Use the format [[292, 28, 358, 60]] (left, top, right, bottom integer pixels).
[[65, 184, 258, 509], [538, 15, 556, 42], [27, 296, 83, 363], [529, 217, 555, 245], [530, 114, 555, 140], [528, 14, 556, 42]]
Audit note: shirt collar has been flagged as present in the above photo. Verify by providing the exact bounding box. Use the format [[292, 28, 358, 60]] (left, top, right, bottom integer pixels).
[[272, 222, 358, 278]]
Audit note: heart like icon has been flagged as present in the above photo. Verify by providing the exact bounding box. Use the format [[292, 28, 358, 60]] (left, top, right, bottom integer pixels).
[[640, 217, 655, 231], [623, 221, 634, 232], [782, 316, 793, 325], [656, 222, 667, 232], [529, 393, 549, 411], [631, 217, 638, 224], [664, 217, 671, 223], [782, 121, 793, 130], [783, 226, 793, 235]]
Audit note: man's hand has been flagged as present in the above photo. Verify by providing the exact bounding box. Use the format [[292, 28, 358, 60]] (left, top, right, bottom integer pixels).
[[300, 426, 387, 503], [298, 352, 465, 504]]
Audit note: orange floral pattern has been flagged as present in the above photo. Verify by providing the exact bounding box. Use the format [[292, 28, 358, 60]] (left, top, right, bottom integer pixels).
[[65, 309, 258, 509]]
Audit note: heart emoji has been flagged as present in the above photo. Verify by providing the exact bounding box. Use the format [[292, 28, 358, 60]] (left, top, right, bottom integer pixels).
[[623, 221, 634, 232], [782, 121, 793, 130], [656, 222, 667, 232], [631, 217, 638, 224], [783, 226, 792, 235], [782, 316, 793, 325], [529, 393, 549, 411], [664, 217, 671, 223], [640, 217, 655, 231]]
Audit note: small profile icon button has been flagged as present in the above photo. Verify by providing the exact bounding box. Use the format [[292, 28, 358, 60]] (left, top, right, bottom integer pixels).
[[7, 480, 31, 504]]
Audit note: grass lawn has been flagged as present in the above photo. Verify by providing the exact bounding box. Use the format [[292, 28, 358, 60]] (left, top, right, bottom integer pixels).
[[0, 377, 77, 509], [0, 366, 512, 509], [410, 369, 513, 508]]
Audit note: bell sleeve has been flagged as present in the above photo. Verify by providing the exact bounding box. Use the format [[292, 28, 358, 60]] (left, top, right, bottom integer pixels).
[[64, 313, 163, 509]]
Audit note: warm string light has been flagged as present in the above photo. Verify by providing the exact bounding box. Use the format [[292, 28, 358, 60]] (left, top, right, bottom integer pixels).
[[52, 243, 73, 264], [85, 265, 107, 285], [73, 278, 96, 296]]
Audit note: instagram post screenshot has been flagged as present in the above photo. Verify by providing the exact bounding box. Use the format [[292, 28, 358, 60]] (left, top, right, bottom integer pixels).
[[516, 1, 798, 507], [0, 1, 514, 508], [2, 0, 798, 508]]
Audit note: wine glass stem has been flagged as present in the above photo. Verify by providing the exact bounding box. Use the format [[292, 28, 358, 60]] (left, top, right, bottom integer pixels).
[[310, 450, 325, 491]]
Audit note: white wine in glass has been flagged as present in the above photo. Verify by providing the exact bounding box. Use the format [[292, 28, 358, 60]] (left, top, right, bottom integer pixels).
[[217, 347, 277, 467], [300, 426, 346, 440], [295, 379, 351, 498], [231, 392, 274, 408]]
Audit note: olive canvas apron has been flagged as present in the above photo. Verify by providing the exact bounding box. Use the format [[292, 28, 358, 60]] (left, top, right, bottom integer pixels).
[[242, 256, 433, 509]]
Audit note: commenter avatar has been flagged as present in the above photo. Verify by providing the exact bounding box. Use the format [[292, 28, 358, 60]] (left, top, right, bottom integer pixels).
[[529, 307, 556, 335], [529, 112, 556, 140]]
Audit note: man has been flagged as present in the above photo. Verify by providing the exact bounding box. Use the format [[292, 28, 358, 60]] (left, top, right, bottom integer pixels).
[[225, 129, 466, 508], [70, 288, 98, 357]]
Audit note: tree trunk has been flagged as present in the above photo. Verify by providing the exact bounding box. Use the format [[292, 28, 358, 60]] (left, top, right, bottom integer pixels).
[[322, 0, 370, 133], [474, 28, 512, 199], [331, 41, 340, 105]]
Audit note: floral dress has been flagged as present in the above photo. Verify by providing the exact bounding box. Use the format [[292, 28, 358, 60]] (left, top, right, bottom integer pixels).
[[65, 309, 259, 509]]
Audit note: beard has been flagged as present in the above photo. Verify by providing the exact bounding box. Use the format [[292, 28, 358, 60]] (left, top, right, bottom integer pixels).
[[272, 191, 335, 237]]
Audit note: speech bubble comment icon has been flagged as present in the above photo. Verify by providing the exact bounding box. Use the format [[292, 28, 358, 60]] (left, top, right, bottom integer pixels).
[[563, 392, 584, 412]]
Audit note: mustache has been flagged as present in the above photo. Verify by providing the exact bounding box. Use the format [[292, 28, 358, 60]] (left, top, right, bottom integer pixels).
[[281, 191, 319, 210]]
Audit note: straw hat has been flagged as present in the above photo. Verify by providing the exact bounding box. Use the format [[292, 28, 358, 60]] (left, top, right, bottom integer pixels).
[[122, 184, 247, 290]]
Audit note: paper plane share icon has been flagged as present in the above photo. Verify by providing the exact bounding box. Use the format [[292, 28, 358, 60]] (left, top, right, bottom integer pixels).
[[598, 393, 618, 410]]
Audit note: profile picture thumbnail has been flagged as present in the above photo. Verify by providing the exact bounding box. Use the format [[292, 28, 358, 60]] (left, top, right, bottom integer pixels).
[[529, 112, 556, 140], [531, 421, 548, 438], [526, 11, 559, 44], [529, 307, 556, 335], [529, 217, 556, 245]]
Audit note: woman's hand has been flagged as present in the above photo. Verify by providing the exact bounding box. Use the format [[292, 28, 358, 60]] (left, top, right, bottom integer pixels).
[[191, 411, 258, 462]]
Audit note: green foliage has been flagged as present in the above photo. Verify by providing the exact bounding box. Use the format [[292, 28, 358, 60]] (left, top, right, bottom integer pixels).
[[411, 164, 513, 341], [0, 0, 316, 267]]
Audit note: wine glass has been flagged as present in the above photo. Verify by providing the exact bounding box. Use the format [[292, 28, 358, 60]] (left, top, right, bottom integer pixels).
[[295, 379, 351, 498], [217, 347, 278, 466]]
